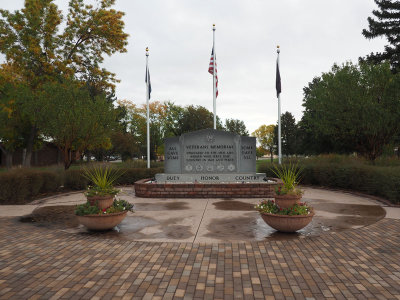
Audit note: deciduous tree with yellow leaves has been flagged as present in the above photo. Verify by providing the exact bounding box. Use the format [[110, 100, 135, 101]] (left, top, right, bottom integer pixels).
[[0, 0, 128, 167]]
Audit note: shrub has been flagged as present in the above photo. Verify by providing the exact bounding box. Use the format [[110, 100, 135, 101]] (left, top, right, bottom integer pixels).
[[64, 169, 89, 190], [0, 169, 63, 204], [115, 168, 163, 185], [120, 160, 164, 169]]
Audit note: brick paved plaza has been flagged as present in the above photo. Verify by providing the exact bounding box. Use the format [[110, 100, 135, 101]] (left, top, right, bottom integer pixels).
[[0, 188, 399, 299]]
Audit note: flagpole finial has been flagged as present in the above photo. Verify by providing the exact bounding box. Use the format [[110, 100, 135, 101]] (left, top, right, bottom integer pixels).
[[213, 24, 216, 31], [277, 45, 280, 54], [146, 47, 149, 56]]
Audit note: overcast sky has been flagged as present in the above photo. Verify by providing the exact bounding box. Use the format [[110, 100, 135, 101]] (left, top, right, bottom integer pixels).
[[1, 0, 387, 134]]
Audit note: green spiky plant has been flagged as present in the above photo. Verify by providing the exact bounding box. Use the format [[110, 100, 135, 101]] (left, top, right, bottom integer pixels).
[[82, 165, 124, 197], [270, 163, 303, 195]]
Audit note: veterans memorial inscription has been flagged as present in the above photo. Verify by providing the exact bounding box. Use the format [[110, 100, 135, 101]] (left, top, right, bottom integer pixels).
[[155, 129, 267, 183]]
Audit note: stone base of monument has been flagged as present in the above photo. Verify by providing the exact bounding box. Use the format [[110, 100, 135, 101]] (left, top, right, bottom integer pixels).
[[134, 177, 281, 198]]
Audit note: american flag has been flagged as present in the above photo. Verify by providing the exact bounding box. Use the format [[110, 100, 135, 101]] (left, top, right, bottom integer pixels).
[[208, 48, 218, 97]]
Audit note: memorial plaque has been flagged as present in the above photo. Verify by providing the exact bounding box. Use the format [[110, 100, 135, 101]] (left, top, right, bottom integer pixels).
[[156, 129, 265, 183], [240, 136, 256, 173], [164, 137, 180, 173], [181, 130, 239, 174]]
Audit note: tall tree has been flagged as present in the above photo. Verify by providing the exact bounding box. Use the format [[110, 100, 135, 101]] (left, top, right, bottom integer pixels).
[[362, 0, 400, 73], [119, 100, 168, 160], [302, 61, 400, 160], [0, 0, 128, 166], [252, 125, 275, 162], [179, 105, 224, 135], [273, 112, 298, 157], [224, 118, 249, 136], [0, 64, 27, 168], [37, 80, 116, 169]]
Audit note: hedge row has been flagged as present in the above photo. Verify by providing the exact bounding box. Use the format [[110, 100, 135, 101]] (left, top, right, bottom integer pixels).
[[258, 159, 400, 204], [0, 169, 63, 204], [0, 167, 163, 205], [2, 160, 399, 205]]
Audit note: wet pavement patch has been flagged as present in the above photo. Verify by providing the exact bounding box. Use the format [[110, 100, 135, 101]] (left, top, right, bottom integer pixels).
[[311, 202, 386, 218], [134, 201, 189, 211], [204, 214, 261, 241], [204, 213, 318, 241], [20, 206, 78, 228], [78, 216, 193, 241], [213, 200, 255, 211]]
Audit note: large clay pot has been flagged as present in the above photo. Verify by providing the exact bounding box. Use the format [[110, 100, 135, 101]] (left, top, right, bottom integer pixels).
[[86, 195, 114, 210], [274, 194, 302, 209], [261, 211, 314, 232], [77, 211, 127, 231]]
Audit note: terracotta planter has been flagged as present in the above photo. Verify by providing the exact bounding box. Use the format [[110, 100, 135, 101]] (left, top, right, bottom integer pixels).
[[261, 211, 315, 232], [77, 211, 128, 231], [86, 195, 115, 210], [274, 194, 302, 208]]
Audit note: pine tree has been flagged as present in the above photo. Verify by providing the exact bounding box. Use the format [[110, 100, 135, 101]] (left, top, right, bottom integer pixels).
[[362, 0, 400, 73]]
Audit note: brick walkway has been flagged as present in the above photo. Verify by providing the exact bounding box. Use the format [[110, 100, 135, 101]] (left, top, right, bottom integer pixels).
[[0, 217, 399, 299]]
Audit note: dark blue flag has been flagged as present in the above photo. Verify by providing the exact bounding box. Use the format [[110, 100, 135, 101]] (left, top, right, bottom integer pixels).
[[145, 65, 151, 99], [276, 61, 281, 97]]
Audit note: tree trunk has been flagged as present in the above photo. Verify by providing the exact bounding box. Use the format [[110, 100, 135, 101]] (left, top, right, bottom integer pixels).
[[0, 145, 13, 169], [5, 152, 12, 169], [63, 147, 72, 170], [23, 125, 37, 168], [270, 148, 273, 163], [22, 148, 26, 166]]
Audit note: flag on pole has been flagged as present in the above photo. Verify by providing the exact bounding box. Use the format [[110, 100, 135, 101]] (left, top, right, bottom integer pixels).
[[276, 58, 281, 97], [208, 48, 218, 97], [145, 65, 151, 99]]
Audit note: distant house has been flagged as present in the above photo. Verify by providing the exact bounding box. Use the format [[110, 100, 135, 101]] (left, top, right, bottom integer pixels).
[[0, 142, 64, 167]]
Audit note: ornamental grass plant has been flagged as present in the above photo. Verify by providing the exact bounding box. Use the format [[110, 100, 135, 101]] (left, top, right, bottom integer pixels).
[[270, 163, 303, 195], [82, 165, 124, 197]]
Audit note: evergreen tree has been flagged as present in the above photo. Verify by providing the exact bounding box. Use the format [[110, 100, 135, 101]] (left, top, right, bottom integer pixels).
[[362, 0, 400, 72], [273, 112, 298, 157]]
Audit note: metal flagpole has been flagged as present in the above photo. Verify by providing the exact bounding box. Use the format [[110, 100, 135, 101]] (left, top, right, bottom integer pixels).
[[213, 24, 216, 130], [277, 46, 282, 165], [146, 47, 150, 169]]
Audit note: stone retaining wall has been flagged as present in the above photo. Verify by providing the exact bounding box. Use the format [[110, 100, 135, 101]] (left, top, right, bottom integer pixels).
[[134, 178, 281, 198]]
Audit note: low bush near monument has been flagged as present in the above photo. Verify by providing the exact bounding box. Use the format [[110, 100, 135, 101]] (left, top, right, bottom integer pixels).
[[0, 169, 63, 204]]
